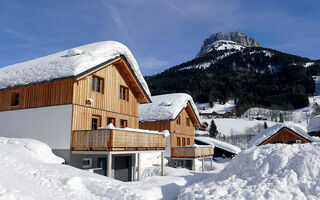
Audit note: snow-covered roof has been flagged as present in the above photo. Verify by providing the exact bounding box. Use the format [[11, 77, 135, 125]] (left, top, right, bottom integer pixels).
[[248, 123, 313, 147], [195, 136, 241, 154], [139, 93, 200, 123], [0, 41, 150, 98], [307, 115, 320, 133]]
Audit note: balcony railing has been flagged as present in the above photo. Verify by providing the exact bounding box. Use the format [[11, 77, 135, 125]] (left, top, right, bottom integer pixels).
[[171, 146, 214, 158], [71, 128, 167, 151]]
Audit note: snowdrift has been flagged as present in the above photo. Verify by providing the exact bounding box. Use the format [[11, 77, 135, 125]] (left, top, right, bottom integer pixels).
[[178, 143, 320, 200], [0, 137, 144, 200]]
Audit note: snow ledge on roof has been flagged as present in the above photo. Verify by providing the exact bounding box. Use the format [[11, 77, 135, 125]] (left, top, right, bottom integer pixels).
[[0, 41, 151, 98], [99, 123, 170, 137], [195, 136, 241, 154]]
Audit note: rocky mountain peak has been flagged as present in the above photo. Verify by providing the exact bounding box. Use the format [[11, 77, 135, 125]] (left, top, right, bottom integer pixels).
[[197, 31, 260, 57]]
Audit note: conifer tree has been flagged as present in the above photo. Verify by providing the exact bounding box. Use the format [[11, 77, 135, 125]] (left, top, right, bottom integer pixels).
[[209, 119, 219, 138]]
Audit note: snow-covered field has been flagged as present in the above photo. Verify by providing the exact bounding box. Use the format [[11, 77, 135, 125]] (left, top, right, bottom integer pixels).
[[198, 100, 235, 114], [178, 143, 320, 200], [0, 137, 229, 200], [202, 118, 276, 136]]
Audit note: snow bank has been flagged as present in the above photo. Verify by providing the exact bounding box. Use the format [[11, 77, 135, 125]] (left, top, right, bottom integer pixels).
[[0, 41, 150, 98], [0, 137, 64, 164], [195, 136, 241, 154], [0, 136, 144, 200], [178, 143, 320, 200], [307, 115, 320, 133], [248, 123, 312, 147], [139, 93, 200, 122]]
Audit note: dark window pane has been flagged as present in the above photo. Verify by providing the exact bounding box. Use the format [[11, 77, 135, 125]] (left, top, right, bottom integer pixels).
[[92, 76, 95, 91], [97, 78, 101, 92]]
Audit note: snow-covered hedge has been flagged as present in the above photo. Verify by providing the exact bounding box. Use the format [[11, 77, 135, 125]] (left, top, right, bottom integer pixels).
[[178, 143, 320, 200]]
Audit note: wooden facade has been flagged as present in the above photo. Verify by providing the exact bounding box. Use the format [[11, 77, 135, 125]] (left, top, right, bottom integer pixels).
[[139, 103, 213, 158], [171, 146, 214, 158], [0, 56, 160, 151], [260, 127, 311, 145], [71, 129, 167, 151]]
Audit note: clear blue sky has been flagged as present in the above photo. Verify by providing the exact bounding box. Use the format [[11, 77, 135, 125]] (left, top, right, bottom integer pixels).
[[0, 0, 319, 75]]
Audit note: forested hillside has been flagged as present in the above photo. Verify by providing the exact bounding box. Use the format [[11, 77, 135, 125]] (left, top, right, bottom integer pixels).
[[146, 46, 320, 115]]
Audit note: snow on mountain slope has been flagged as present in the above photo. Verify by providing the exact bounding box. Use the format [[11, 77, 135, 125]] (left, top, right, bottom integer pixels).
[[178, 143, 320, 200], [204, 40, 245, 54]]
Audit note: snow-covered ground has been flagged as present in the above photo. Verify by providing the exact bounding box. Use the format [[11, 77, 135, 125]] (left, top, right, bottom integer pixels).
[[178, 142, 320, 200], [243, 96, 320, 126], [198, 100, 235, 114], [202, 118, 277, 136], [0, 137, 230, 200]]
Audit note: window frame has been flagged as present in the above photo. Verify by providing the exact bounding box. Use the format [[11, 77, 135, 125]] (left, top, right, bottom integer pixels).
[[91, 75, 104, 94], [187, 138, 191, 145], [182, 137, 186, 146], [186, 117, 190, 127], [120, 119, 128, 128], [120, 85, 129, 101], [10, 91, 20, 107], [177, 137, 181, 146], [107, 117, 116, 126], [176, 116, 181, 125], [91, 115, 102, 130], [82, 158, 92, 168]]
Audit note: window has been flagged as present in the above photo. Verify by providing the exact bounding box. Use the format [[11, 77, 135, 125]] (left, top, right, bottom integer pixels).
[[120, 119, 128, 128], [186, 118, 190, 127], [177, 137, 181, 146], [10, 92, 20, 106], [182, 138, 186, 146], [296, 140, 301, 144], [91, 76, 104, 94], [273, 141, 283, 144], [107, 117, 116, 126], [187, 138, 191, 145], [120, 86, 129, 101], [91, 115, 101, 130], [176, 116, 181, 125], [82, 158, 92, 168]]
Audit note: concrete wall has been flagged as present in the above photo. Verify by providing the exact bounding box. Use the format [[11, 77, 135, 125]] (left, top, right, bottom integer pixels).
[[0, 104, 73, 149]]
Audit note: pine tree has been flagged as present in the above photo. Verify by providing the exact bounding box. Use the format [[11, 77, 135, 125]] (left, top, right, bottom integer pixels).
[[264, 122, 268, 129], [209, 119, 218, 138], [279, 113, 284, 123]]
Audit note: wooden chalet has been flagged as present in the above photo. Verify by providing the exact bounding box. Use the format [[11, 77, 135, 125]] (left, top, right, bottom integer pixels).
[[248, 123, 313, 147], [307, 115, 320, 137], [139, 93, 214, 171], [0, 41, 167, 182]]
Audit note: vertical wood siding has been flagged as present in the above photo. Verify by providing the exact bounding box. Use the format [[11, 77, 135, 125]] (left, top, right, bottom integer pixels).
[[0, 79, 74, 111]]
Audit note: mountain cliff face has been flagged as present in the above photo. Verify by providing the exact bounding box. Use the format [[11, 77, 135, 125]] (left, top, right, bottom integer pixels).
[[198, 31, 259, 57], [145, 31, 320, 114]]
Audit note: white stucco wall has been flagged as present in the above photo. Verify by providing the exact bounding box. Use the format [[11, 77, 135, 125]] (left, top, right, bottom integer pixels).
[[0, 105, 72, 149]]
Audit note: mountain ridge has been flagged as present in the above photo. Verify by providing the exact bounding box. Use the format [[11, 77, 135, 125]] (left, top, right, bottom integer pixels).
[[197, 31, 259, 57]]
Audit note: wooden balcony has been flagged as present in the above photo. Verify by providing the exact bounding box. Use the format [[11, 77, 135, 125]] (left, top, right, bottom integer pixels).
[[71, 128, 167, 151], [171, 146, 214, 158]]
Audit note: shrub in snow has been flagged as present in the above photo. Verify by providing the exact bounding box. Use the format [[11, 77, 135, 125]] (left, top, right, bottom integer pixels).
[[178, 143, 320, 200]]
